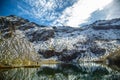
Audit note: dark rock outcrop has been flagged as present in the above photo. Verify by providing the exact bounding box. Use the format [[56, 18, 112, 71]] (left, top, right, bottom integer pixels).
[[92, 25, 120, 30], [26, 29, 54, 42], [58, 51, 80, 62], [38, 50, 61, 58], [106, 49, 120, 65], [90, 47, 106, 56], [92, 18, 120, 30]]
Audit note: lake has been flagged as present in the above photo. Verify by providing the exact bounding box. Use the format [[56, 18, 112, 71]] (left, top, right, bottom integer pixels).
[[0, 63, 120, 80]]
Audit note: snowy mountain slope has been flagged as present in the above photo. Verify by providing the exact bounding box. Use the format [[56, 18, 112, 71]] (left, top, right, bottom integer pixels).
[[0, 15, 120, 62]]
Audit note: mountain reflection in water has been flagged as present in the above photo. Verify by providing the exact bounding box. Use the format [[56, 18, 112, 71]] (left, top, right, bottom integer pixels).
[[0, 63, 120, 80]]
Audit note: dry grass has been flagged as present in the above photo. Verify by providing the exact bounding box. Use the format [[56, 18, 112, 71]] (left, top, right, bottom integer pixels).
[[106, 48, 120, 60], [40, 59, 59, 64], [97, 48, 120, 63], [0, 34, 40, 66]]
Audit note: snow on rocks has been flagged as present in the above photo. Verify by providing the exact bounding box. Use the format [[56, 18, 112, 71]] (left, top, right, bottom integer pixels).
[[1, 15, 120, 62]]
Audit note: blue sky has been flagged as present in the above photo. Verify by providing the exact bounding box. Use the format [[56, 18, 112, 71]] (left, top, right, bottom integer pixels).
[[0, 0, 120, 27]]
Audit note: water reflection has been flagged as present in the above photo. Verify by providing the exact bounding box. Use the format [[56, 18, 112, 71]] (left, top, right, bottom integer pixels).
[[0, 63, 120, 80]]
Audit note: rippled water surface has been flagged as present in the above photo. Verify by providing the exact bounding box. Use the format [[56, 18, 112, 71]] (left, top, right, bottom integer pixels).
[[0, 63, 120, 80]]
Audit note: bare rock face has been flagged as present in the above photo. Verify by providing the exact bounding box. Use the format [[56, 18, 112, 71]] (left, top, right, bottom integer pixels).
[[26, 29, 54, 42], [0, 17, 15, 38], [38, 50, 61, 58], [90, 47, 106, 56], [92, 18, 120, 30]]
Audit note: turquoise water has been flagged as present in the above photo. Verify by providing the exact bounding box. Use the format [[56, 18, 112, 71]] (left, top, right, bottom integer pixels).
[[0, 63, 120, 80]]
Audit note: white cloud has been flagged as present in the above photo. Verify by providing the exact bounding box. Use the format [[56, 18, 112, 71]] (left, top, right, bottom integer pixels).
[[22, 0, 57, 19], [53, 0, 113, 27], [19, 0, 113, 27], [105, 0, 120, 20]]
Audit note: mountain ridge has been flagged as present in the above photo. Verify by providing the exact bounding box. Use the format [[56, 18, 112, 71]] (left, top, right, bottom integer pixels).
[[0, 15, 120, 62]]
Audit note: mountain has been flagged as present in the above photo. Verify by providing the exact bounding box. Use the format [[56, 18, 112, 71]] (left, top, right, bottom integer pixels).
[[0, 15, 120, 63], [0, 15, 40, 66]]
